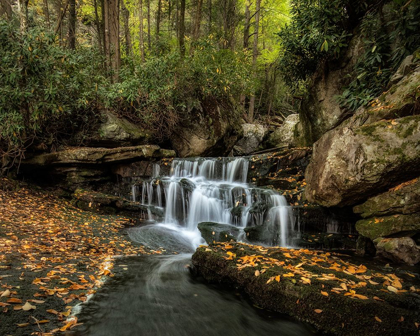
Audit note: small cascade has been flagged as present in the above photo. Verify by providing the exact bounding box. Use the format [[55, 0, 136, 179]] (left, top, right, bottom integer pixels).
[[130, 157, 297, 248]]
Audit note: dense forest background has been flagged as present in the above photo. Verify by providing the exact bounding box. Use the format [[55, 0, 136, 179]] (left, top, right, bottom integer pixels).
[[1, 0, 419, 172]]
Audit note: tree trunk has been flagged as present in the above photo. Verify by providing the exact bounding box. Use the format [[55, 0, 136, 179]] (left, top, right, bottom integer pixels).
[[243, 0, 250, 49], [147, 0, 151, 49], [156, 0, 162, 40], [248, 0, 261, 122], [207, 0, 211, 34], [43, 0, 50, 27], [55, 0, 70, 37], [139, 0, 145, 61], [67, 0, 76, 49], [121, 0, 132, 56], [179, 0, 186, 57], [17, 0, 29, 32], [0, 0, 12, 20], [93, 0, 103, 53], [190, 0, 203, 54], [104, 0, 121, 82]]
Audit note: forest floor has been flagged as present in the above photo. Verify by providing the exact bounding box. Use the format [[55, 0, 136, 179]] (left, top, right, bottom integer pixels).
[[192, 242, 420, 336], [0, 178, 155, 336]]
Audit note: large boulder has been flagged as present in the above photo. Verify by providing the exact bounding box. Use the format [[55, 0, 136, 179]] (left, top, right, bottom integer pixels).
[[170, 111, 241, 157], [89, 112, 151, 147], [374, 237, 420, 265], [233, 124, 267, 155], [267, 114, 301, 148], [305, 65, 420, 207]]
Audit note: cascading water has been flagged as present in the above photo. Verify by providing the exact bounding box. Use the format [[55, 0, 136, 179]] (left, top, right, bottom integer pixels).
[[129, 157, 297, 250]]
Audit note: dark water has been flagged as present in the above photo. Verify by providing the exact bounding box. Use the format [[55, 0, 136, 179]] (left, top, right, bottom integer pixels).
[[70, 255, 317, 336]]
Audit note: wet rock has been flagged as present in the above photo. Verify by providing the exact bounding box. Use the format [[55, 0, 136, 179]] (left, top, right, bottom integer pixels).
[[244, 225, 278, 245], [355, 213, 420, 241], [72, 188, 163, 221], [375, 237, 420, 265], [305, 66, 420, 207], [267, 114, 300, 148], [197, 222, 241, 244], [23, 145, 176, 166], [233, 123, 267, 155], [356, 236, 377, 257], [180, 178, 196, 193]]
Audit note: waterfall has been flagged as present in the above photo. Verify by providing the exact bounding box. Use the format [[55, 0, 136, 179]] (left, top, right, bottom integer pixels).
[[130, 158, 296, 248]]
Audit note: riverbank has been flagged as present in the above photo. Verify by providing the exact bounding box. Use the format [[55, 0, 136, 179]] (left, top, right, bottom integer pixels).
[[192, 242, 420, 336], [0, 178, 153, 336]]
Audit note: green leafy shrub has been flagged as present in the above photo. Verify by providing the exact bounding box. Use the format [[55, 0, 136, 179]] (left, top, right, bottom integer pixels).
[[0, 20, 108, 171]]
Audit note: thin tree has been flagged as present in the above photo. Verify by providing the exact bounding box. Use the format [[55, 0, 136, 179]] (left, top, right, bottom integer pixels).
[[103, 0, 121, 82], [156, 0, 162, 41], [147, 0, 151, 49], [17, 0, 29, 32], [248, 0, 261, 121], [67, 0, 76, 49], [179, 0, 186, 57], [243, 0, 251, 49], [121, 0, 132, 56], [139, 0, 145, 61], [93, 0, 103, 53], [0, 0, 12, 20], [43, 0, 51, 28]]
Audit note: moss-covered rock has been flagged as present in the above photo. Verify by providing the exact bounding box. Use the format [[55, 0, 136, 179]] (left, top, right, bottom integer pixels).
[[192, 242, 420, 336], [354, 178, 420, 218], [355, 214, 420, 240], [197, 222, 241, 244], [375, 237, 420, 265]]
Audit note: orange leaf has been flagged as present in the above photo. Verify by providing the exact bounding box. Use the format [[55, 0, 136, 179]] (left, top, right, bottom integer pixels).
[[375, 316, 382, 323], [321, 291, 329, 297], [314, 309, 323, 314]]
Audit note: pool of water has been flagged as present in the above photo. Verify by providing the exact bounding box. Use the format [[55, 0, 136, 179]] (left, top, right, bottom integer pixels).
[[70, 255, 318, 336]]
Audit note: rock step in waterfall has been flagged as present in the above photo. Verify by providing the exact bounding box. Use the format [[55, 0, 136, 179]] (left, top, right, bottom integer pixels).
[[130, 157, 297, 248]]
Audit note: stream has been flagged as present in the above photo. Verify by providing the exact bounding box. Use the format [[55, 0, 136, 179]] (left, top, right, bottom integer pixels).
[[71, 157, 319, 335]]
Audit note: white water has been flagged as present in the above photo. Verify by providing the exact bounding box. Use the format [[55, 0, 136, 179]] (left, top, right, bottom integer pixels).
[[130, 157, 295, 250]]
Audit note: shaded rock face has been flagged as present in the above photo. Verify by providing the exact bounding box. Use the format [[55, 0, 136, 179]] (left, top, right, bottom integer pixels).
[[375, 237, 420, 265], [353, 178, 420, 264], [233, 124, 267, 155], [23, 145, 175, 166], [170, 112, 241, 157], [305, 65, 420, 208], [89, 112, 151, 147], [300, 34, 364, 145], [267, 114, 300, 148]]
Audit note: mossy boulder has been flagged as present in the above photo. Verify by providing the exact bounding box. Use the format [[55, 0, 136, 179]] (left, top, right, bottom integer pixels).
[[192, 242, 420, 336], [267, 114, 301, 148], [375, 237, 420, 265], [354, 178, 420, 218], [305, 65, 420, 207], [355, 214, 420, 241], [197, 222, 241, 244]]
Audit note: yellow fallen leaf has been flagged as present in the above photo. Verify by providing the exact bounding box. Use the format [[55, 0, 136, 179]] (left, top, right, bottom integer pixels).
[[373, 296, 384, 302], [255, 270, 260, 277], [375, 316, 382, 323], [275, 275, 281, 282], [314, 309, 323, 314], [17, 323, 30, 327], [387, 285, 398, 293], [301, 277, 311, 284], [1, 289, 10, 297], [392, 279, 402, 289], [22, 301, 36, 311], [321, 291, 329, 297]]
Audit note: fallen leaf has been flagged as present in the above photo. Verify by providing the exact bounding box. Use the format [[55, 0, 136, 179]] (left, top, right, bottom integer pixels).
[[255, 270, 260, 277], [22, 301, 36, 311], [375, 316, 382, 323], [7, 298, 23, 304], [321, 291, 329, 297], [387, 285, 398, 293], [17, 323, 30, 327], [314, 309, 323, 314], [1, 289, 11, 297]]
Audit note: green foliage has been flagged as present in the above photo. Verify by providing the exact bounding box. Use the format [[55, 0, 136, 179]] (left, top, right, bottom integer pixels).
[[110, 41, 253, 138], [338, 2, 420, 111], [278, 0, 365, 88], [0, 20, 107, 170]]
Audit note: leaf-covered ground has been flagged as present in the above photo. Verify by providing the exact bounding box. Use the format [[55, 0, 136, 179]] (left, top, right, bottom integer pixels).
[[192, 242, 420, 336], [0, 179, 155, 335]]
